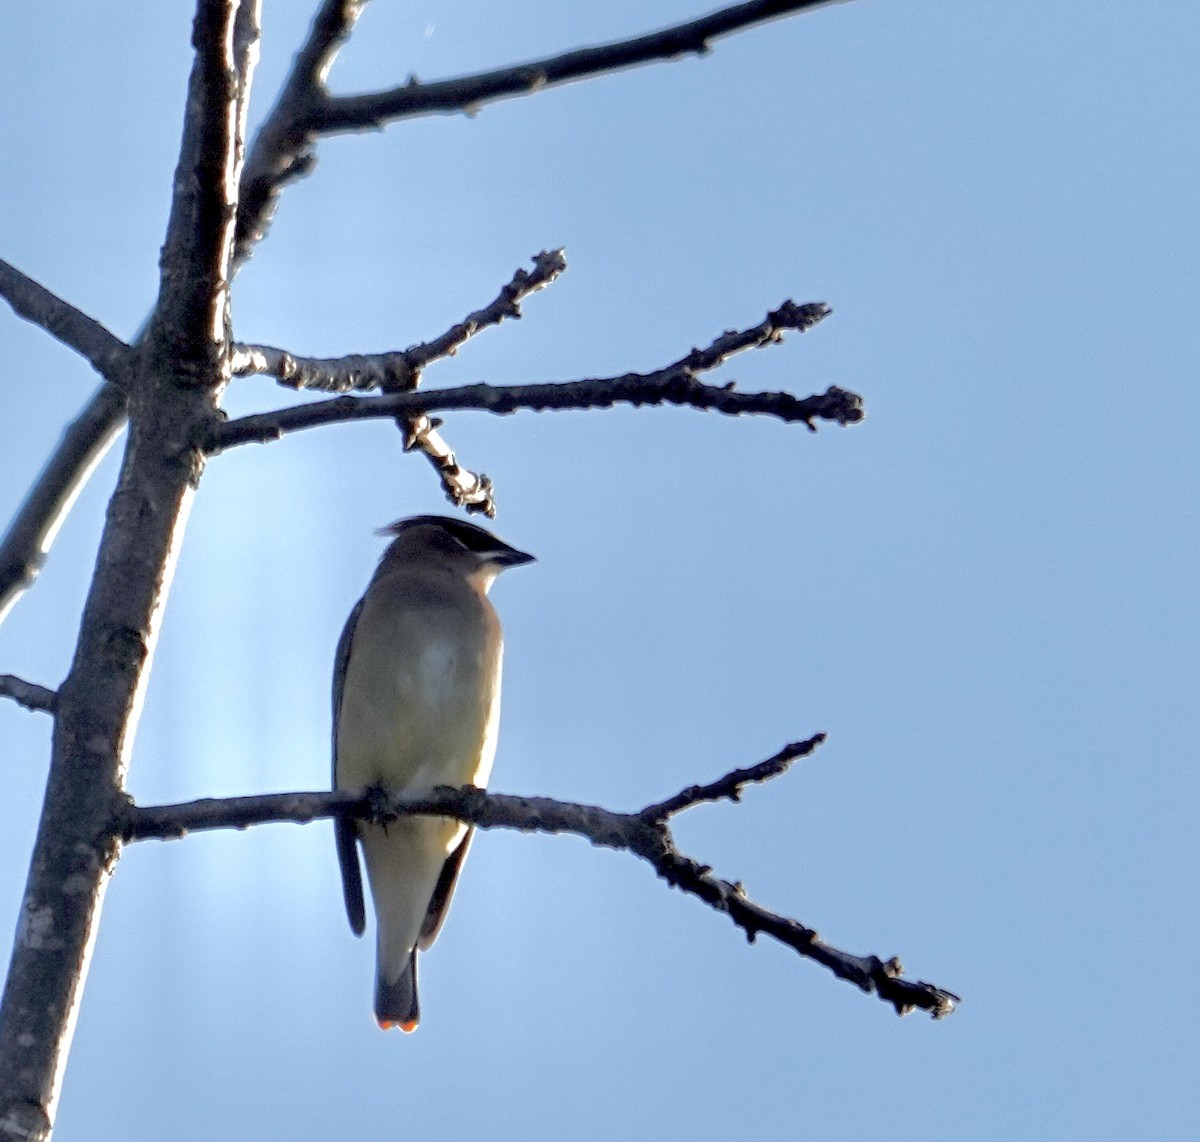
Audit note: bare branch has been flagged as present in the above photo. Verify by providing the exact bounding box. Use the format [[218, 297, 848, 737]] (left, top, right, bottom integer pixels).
[[211, 376, 862, 451], [231, 344, 412, 392], [231, 249, 566, 516], [0, 0, 270, 631], [0, 2, 258, 1131], [400, 415, 498, 517], [0, 259, 131, 385], [210, 301, 860, 451], [398, 247, 567, 381], [211, 301, 849, 448], [122, 739, 957, 1021], [235, 0, 369, 260], [318, 1, 843, 129], [0, 675, 57, 715], [0, 4, 270, 627], [0, 1, 844, 624], [232, 0, 261, 203], [0, 0, 842, 621], [0, 385, 127, 624], [655, 850, 960, 1020], [0, 258, 134, 621], [149, 0, 246, 365], [232, 249, 567, 393], [641, 734, 824, 820], [236, 2, 842, 250], [678, 299, 832, 368]]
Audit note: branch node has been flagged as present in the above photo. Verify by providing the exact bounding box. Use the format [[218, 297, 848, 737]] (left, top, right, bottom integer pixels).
[[0, 258, 132, 386], [124, 759, 958, 1019]]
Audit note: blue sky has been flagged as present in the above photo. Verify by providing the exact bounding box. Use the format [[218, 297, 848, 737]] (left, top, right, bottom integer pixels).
[[1, 2, 1198, 1139]]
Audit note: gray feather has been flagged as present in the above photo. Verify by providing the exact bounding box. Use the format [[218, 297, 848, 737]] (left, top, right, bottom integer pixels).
[[420, 828, 475, 948], [332, 595, 366, 937], [375, 949, 420, 1030]]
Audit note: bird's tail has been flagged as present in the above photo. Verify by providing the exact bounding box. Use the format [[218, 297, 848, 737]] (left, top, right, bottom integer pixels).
[[375, 949, 419, 1032]]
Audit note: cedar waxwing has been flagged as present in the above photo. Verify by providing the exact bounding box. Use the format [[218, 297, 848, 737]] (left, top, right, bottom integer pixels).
[[332, 515, 534, 1031]]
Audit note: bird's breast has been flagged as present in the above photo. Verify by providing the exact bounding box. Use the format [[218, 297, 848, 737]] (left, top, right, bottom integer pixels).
[[335, 588, 503, 795]]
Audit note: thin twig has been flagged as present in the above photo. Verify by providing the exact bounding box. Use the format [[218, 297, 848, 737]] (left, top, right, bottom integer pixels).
[[235, 0, 369, 260], [398, 247, 567, 380], [0, 259, 131, 385], [232, 250, 568, 393], [121, 738, 957, 1020], [641, 734, 824, 820], [0, 385, 127, 624], [318, 1, 843, 129], [231, 0, 261, 224], [400, 415, 498, 517], [0, 675, 57, 715]]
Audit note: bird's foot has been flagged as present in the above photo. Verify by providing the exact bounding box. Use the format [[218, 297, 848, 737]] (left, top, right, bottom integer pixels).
[[365, 784, 397, 831]]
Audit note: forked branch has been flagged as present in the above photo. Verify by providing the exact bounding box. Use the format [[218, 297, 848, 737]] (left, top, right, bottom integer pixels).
[[237, 1, 842, 252], [1, 1, 850, 619], [0, 0, 348, 623], [123, 735, 957, 1021], [232, 249, 567, 393], [231, 248, 568, 515], [210, 301, 861, 451]]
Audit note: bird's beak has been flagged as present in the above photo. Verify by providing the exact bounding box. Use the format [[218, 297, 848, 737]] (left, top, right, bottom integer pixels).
[[494, 547, 536, 568]]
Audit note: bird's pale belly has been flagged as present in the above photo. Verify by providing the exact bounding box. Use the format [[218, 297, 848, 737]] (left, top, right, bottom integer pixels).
[[335, 643, 500, 797]]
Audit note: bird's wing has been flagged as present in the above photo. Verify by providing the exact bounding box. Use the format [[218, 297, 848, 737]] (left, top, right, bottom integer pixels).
[[332, 595, 367, 937], [418, 827, 475, 950]]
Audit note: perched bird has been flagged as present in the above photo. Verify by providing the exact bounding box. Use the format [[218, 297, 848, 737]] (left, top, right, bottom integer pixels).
[[332, 514, 534, 1031]]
